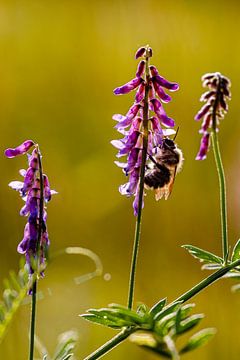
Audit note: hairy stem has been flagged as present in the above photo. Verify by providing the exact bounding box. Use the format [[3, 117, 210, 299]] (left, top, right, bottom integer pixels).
[[83, 328, 134, 360], [211, 130, 228, 262], [29, 146, 44, 360], [127, 48, 151, 310]]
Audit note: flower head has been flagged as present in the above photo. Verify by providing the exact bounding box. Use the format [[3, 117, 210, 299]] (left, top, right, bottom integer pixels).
[[195, 72, 231, 160], [5, 140, 57, 277], [112, 46, 179, 215]]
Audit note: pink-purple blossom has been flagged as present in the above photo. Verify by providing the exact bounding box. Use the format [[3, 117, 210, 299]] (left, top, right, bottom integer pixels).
[[5, 140, 57, 276], [112, 46, 179, 215], [195, 72, 231, 160]]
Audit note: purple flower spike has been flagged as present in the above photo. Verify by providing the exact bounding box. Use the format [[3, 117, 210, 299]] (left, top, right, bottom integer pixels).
[[195, 72, 231, 160], [196, 133, 210, 160], [113, 46, 179, 214], [6, 141, 56, 279], [5, 140, 35, 158]]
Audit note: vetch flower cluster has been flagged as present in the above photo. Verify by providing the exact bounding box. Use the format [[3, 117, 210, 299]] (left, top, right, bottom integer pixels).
[[111, 46, 179, 215], [195, 72, 231, 160], [5, 140, 56, 276]]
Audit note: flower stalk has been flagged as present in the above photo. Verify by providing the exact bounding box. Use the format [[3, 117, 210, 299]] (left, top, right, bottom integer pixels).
[[29, 146, 44, 360], [127, 47, 151, 310], [211, 130, 228, 262], [5, 140, 56, 360], [195, 72, 231, 261]]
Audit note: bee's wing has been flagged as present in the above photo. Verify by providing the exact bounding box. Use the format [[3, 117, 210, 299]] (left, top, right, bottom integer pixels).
[[155, 165, 177, 201], [165, 165, 177, 199]]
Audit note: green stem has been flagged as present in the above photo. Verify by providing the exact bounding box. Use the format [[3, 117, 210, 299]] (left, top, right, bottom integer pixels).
[[211, 130, 228, 262], [29, 281, 37, 360], [83, 328, 134, 360], [127, 48, 151, 310], [173, 259, 240, 304], [28, 146, 44, 360]]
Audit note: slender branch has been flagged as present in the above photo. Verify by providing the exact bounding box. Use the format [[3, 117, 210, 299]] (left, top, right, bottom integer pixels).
[[83, 328, 134, 360], [173, 259, 240, 305], [127, 47, 151, 310], [29, 145, 44, 360]]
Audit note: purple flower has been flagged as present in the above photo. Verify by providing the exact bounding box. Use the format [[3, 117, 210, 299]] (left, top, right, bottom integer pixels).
[[5, 140, 57, 278], [5, 140, 35, 158], [112, 46, 179, 214], [195, 72, 231, 160], [196, 133, 210, 160]]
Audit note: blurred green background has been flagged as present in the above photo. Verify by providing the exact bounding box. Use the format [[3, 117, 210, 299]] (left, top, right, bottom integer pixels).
[[0, 0, 240, 359]]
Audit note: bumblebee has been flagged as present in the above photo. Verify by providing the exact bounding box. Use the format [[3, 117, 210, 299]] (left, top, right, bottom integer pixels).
[[144, 138, 183, 200]]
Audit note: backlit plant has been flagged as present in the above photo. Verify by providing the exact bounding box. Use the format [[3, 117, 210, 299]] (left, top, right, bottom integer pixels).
[[80, 47, 240, 360]]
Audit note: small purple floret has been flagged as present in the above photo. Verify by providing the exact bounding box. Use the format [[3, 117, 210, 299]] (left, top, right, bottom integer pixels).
[[196, 133, 210, 160], [5, 140, 35, 158], [135, 47, 146, 59]]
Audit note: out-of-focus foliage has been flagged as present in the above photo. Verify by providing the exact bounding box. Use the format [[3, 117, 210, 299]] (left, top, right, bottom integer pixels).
[[0, 259, 29, 343], [0, 1, 240, 359], [35, 329, 78, 360]]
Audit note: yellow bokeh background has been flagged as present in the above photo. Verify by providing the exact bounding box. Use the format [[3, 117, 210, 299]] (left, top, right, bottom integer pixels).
[[0, 1, 240, 359]]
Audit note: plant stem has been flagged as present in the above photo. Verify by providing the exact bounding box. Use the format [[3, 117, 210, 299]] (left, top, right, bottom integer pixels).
[[28, 146, 44, 360], [211, 130, 228, 262], [29, 281, 37, 360], [173, 258, 240, 304], [211, 74, 228, 262], [127, 47, 151, 310], [84, 328, 134, 360]]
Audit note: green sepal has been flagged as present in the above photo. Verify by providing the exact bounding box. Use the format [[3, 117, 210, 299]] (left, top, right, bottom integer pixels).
[[182, 245, 223, 264], [180, 328, 216, 354]]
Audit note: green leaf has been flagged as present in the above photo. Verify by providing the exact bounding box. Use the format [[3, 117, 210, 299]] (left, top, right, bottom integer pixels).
[[154, 301, 182, 321], [80, 314, 122, 329], [108, 304, 147, 324], [201, 263, 222, 270], [176, 314, 204, 335], [178, 303, 195, 320], [53, 330, 78, 360], [231, 239, 240, 262], [136, 303, 149, 316], [156, 313, 177, 336], [182, 245, 223, 264], [129, 332, 171, 358], [149, 298, 167, 316], [180, 328, 216, 354]]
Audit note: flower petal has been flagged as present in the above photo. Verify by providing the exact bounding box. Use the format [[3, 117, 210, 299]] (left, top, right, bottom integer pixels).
[[196, 133, 210, 160], [114, 77, 142, 95], [5, 140, 35, 158], [135, 47, 146, 59]]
